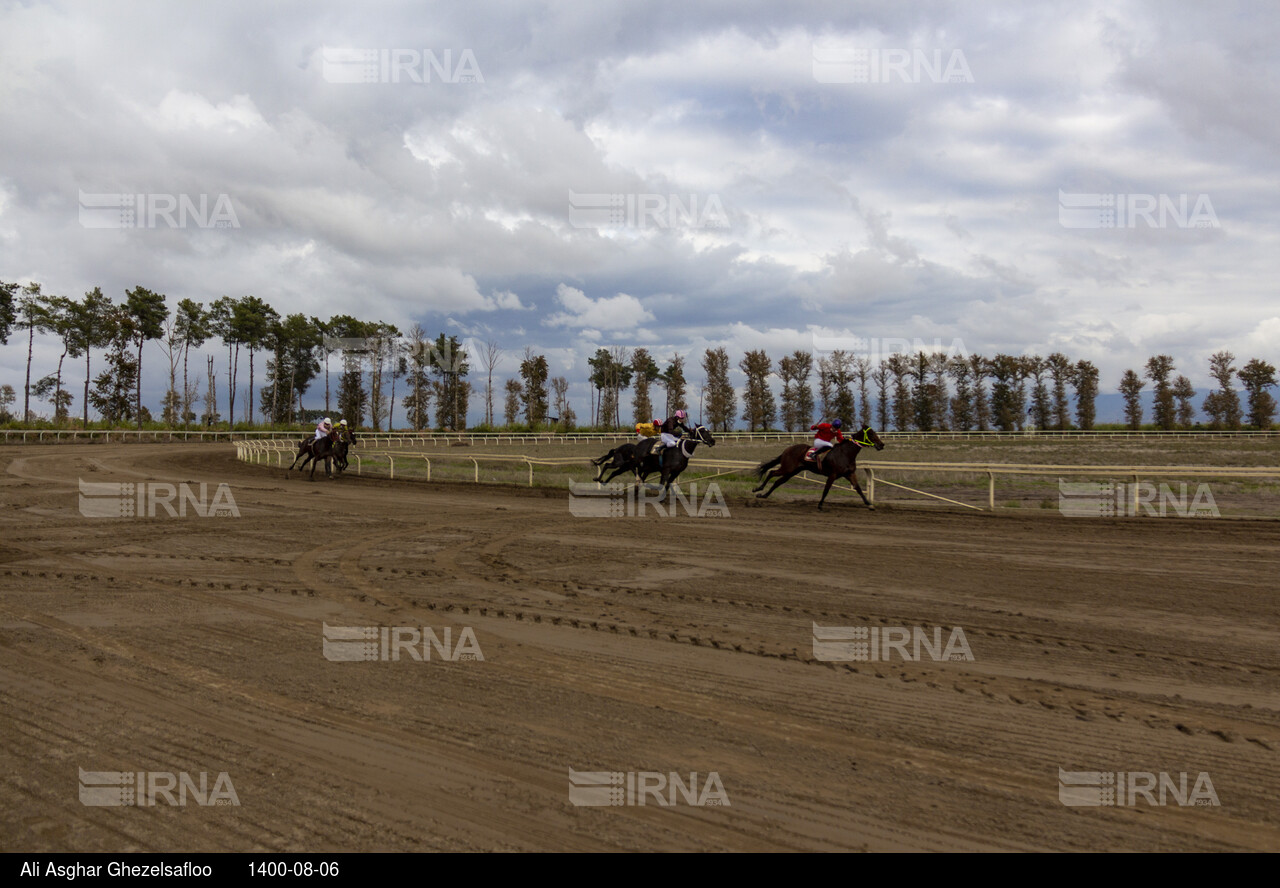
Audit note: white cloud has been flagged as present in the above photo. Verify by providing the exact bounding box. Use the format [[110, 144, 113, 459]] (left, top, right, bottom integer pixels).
[[544, 284, 655, 331], [153, 90, 267, 133]]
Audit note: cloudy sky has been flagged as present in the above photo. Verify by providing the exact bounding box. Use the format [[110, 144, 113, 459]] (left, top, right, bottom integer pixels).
[[1, 0, 1277, 425]]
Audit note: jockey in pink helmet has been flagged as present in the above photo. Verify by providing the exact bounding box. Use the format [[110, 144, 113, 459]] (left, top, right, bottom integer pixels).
[[658, 410, 692, 463]]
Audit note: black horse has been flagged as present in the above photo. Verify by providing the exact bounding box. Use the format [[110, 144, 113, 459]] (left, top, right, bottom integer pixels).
[[288, 430, 341, 480], [634, 424, 716, 500], [590, 435, 662, 484], [753, 425, 885, 510], [333, 430, 357, 473]]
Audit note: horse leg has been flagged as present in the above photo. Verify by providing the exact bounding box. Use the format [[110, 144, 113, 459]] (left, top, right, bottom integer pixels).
[[591, 452, 609, 480], [817, 473, 838, 511], [753, 466, 784, 495], [601, 465, 630, 484], [846, 470, 874, 509], [757, 468, 801, 499], [751, 465, 779, 494]]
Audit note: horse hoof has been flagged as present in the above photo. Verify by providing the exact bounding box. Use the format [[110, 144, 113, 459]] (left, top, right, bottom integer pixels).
[[867, 505, 876, 511]]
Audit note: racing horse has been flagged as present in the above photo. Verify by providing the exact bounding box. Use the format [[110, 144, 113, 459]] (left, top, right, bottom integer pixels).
[[590, 433, 664, 484], [753, 425, 885, 510], [591, 440, 642, 484], [333, 429, 358, 473], [634, 424, 716, 500], [288, 429, 341, 479]]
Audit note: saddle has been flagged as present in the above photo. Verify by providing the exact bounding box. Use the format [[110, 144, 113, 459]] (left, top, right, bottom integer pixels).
[[806, 447, 826, 470]]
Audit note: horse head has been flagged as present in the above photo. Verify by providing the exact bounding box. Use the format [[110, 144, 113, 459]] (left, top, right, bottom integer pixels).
[[693, 424, 717, 447], [853, 424, 885, 451]]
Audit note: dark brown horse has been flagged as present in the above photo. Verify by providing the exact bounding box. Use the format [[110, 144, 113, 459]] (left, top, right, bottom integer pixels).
[[289, 430, 341, 479], [753, 425, 885, 510], [334, 429, 357, 473]]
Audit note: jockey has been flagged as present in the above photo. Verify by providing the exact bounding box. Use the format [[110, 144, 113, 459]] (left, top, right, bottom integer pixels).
[[658, 409, 692, 464], [337, 418, 349, 439], [809, 418, 844, 467], [314, 417, 333, 441], [635, 418, 662, 438]]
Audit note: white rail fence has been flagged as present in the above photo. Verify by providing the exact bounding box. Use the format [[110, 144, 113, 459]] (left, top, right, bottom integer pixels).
[[235, 440, 1280, 514]]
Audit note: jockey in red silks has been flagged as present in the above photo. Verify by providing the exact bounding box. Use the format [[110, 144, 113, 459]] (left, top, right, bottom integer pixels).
[[808, 418, 844, 467]]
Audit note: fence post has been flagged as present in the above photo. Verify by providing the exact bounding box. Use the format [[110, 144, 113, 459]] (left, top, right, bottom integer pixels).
[[527, 458, 533, 487], [472, 457, 479, 483], [988, 472, 995, 510], [867, 467, 875, 504], [1132, 474, 1139, 517], [388, 456, 395, 480]]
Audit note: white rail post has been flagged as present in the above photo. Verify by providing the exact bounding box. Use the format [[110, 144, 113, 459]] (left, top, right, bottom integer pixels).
[[472, 457, 479, 483], [388, 456, 395, 479], [867, 467, 875, 504], [1132, 473, 1139, 517], [527, 458, 533, 487], [988, 471, 995, 510]]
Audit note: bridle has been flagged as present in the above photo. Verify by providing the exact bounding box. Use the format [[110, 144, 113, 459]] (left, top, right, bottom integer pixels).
[[849, 427, 877, 449], [680, 426, 713, 456]]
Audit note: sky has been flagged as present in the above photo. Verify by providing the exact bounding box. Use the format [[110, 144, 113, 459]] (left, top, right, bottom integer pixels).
[[1, 0, 1277, 426]]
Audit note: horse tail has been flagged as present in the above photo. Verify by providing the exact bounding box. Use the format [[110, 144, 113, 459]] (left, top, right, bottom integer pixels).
[[591, 448, 615, 467], [756, 456, 782, 480]]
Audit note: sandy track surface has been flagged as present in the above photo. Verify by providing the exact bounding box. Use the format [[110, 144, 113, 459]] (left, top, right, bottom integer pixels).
[[1, 443, 1277, 851]]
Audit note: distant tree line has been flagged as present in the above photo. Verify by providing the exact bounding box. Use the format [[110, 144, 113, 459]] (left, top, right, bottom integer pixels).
[[1, 279, 1275, 431]]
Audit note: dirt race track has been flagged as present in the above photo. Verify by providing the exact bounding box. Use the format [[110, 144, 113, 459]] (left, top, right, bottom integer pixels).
[[1, 443, 1277, 852]]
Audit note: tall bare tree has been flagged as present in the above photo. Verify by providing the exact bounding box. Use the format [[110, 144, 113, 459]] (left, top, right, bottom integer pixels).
[[481, 340, 503, 427]]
